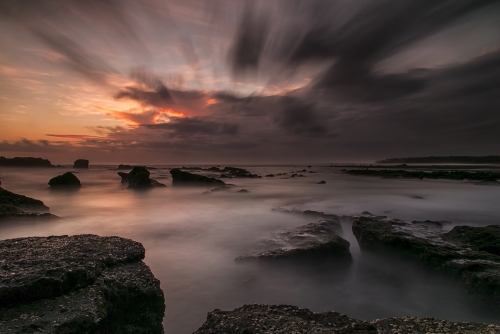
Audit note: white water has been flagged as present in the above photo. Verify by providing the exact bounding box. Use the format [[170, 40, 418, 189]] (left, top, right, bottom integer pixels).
[[1, 165, 499, 333]]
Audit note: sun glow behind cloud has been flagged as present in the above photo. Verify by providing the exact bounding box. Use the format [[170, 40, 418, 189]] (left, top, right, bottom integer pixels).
[[94, 106, 185, 127]]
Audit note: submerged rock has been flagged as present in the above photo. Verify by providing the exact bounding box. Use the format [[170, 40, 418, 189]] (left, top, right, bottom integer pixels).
[[352, 217, 500, 308], [0, 234, 165, 333], [170, 168, 225, 185], [220, 167, 260, 178], [48, 171, 81, 188], [203, 186, 232, 194], [194, 304, 500, 334], [73, 159, 89, 168], [272, 206, 340, 220], [0, 156, 54, 168], [237, 189, 249, 193], [236, 218, 351, 263], [118, 166, 166, 189], [318, 180, 326, 184]]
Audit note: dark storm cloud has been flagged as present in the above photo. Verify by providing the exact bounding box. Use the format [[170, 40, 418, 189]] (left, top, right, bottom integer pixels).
[[129, 68, 173, 103], [229, 1, 269, 77], [271, 97, 328, 136], [228, 0, 497, 102], [114, 87, 173, 108], [143, 117, 239, 136]]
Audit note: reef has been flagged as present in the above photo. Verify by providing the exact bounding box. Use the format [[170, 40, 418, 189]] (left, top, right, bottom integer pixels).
[[0, 234, 165, 333]]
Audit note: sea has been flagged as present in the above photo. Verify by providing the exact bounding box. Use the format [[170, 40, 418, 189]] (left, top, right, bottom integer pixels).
[[1, 164, 499, 333]]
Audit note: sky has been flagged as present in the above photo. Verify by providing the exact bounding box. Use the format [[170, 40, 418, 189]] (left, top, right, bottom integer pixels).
[[1, 0, 499, 164]]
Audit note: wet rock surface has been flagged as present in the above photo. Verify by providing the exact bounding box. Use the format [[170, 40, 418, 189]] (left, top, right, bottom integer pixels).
[[170, 168, 225, 185], [48, 172, 81, 188], [0, 156, 55, 168], [0, 234, 165, 333], [236, 218, 351, 263], [0, 187, 57, 220], [193, 304, 500, 334], [118, 166, 166, 189], [0, 187, 48, 211], [352, 217, 500, 308], [344, 169, 500, 182], [73, 159, 89, 169]]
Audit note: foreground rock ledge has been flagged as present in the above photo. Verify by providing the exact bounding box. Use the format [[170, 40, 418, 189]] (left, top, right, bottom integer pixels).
[[0, 234, 165, 333], [235, 218, 351, 264], [352, 217, 500, 308], [194, 304, 500, 334]]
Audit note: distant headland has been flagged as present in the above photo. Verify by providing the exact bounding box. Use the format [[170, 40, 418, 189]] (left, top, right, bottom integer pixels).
[[0, 156, 55, 167], [377, 155, 500, 164]]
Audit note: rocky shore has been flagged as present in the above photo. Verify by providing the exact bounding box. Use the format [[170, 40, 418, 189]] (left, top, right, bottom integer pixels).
[[344, 169, 500, 182], [0, 234, 165, 333], [194, 304, 500, 334], [352, 217, 500, 308]]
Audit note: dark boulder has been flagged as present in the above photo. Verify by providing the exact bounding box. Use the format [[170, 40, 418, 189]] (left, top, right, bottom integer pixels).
[[236, 218, 351, 263], [0, 235, 165, 333], [48, 172, 81, 188], [237, 189, 249, 193], [170, 168, 225, 185], [118, 171, 129, 183], [129, 166, 152, 188], [318, 180, 326, 184], [194, 304, 499, 334], [73, 159, 89, 168], [118, 166, 166, 189], [352, 217, 500, 308], [0, 156, 54, 168]]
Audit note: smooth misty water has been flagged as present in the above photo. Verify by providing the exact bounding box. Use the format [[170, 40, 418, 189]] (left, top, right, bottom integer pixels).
[[1, 165, 500, 333]]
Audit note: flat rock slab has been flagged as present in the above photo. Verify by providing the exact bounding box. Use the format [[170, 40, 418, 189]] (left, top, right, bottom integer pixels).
[[0, 187, 49, 211], [236, 218, 351, 263], [0, 235, 165, 333], [0, 187, 57, 220], [170, 168, 225, 185], [352, 217, 500, 308], [194, 304, 500, 334]]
